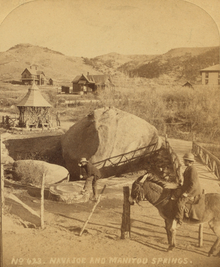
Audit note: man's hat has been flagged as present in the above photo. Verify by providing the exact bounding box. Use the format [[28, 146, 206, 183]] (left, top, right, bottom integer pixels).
[[183, 153, 194, 162], [80, 157, 88, 163]]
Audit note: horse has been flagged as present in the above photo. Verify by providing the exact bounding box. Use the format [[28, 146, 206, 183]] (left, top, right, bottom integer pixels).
[[129, 173, 220, 257]]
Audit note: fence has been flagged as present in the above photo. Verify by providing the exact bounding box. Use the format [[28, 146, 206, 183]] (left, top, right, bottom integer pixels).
[[164, 135, 182, 183], [192, 141, 220, 180], [93, 141, 159, 169], [2, 115, 18, 128]]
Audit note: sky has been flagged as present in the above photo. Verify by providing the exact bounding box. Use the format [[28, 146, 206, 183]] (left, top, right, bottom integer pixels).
[[0, 0, 219, 57]]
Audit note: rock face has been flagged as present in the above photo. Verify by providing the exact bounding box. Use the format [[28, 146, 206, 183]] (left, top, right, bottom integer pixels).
[[49, 182, 90, 203], [1, 140, 14, 165], [61, 107, 162, 180], [4, 134, 64, 166], [12, 160, 69, 187]]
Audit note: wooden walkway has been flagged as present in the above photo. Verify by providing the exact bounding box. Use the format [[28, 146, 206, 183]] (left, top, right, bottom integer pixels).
[[168, 138, 220, 194]]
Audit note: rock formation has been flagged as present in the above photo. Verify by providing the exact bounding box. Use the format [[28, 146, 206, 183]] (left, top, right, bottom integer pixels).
[[61, 107, 162, 179], [12, 160, 69, 186]]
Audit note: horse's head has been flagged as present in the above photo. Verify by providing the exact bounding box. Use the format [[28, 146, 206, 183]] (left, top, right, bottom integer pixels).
[[129, 174, 147, 205]]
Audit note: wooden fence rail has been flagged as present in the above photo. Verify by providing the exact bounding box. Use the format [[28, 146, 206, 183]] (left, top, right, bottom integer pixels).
[[164, 135, 182, 183], [93, 142, 159, 169], [192, 141, 220, 180], [0, 137, 3, 267]]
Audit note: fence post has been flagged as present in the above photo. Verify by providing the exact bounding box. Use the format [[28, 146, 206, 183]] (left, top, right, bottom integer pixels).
[[198, 189, 205, 247], [0, 137, 3, 267], [41, 173, 45, 229], [121, 186, 130, 239], [199, 223, 203, 247], [165, 134, 169, 150]]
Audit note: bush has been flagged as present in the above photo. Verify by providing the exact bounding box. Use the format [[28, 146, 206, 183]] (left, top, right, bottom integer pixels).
[[98, 87, 167, 134], [98, 84, 220, 141]]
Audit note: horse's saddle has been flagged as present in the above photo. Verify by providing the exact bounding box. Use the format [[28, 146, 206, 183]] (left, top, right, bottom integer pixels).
[[184, 194, 205, 221]]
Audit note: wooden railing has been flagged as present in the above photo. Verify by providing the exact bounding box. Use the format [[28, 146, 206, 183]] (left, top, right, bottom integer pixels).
[[2, 116, 18, 128], [93, 141, 159, 169], [164, 135, 182, 183], [192, 141, 220, 180]]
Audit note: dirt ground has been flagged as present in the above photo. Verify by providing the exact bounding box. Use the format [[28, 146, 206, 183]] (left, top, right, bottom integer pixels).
[[2, 174, 220, 267]]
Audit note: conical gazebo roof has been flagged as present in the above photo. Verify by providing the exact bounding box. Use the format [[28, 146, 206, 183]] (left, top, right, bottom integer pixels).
[[17, 83, 52, 107]]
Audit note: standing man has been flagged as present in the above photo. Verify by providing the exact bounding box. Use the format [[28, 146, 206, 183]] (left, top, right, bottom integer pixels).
[[83, 85, 87, 95], [56, 111, 60, 126], [78, 158, 101, 201], [175, 152, 202, 225]]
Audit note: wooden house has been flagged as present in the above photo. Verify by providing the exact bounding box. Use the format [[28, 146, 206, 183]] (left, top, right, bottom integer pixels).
[[60, 82, 73, 94], [61, 86, 70, 94], [200, 64, 220, 86], [21, 65, 46, 85], [72, 73, 113, 94]]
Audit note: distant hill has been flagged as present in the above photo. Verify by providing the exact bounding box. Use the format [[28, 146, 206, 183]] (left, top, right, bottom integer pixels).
[[0, 43, 101, 83], [0, 43, 219, 85], [119, 46, 219, 82], [83, 52, 158, 74]]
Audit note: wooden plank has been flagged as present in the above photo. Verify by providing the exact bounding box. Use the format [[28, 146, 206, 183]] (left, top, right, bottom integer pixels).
[[199, 189, 206, 247], [0, 137, 3, 267], [41, 173, 45, 229], [121, 186, 130, 239], [199, 223, 203, 247], [193, 141, 220, 179], [193, 142, 220, 165], [94, 142, 158, 165], [79, 185, 106, 236]]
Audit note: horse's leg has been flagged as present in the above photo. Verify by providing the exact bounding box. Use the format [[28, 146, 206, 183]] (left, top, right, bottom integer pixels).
[[165, 220, 171, 246], [170, 224, 177, 251], [208, 219, 220, 257], [165, 219, 176, 251]]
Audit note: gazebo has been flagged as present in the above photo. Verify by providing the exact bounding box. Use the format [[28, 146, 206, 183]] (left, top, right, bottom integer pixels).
[[17, 82, 52, 128]]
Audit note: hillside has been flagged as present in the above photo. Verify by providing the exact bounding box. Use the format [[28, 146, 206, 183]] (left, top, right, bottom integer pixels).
[[121, 46, 219, 82], [0, 44, 219, 85], [0, 43, 101, 83], [83, 52, 158, 74]]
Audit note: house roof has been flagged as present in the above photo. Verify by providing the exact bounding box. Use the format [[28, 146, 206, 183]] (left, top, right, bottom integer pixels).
[[72, 75, 81, 83], [17, 83, 52, 107], [182, 81, 193, 87], [21, 67, 45, 76], [87, 75, 112, 84], [200, 64, 220, 72], [72, 74, 112, 85]]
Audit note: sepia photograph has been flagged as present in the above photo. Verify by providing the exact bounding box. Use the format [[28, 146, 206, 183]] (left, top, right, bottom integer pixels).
[[0, 0, 220, 266]]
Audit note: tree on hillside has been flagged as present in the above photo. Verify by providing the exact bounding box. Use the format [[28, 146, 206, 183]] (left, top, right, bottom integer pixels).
[[127, 47, 219, 82], [182, 48, 220, 81]]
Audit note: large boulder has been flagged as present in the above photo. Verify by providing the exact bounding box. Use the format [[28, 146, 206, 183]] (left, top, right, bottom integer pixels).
[[61, 107, 162, 179], [12, 160, 69, 187]]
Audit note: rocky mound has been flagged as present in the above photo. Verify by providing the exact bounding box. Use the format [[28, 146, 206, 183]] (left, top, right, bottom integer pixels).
[[61, 107, 162, 180], [12, 160, 69, 187], [2, 139, 14, 165], [49, 182, 90, 203]]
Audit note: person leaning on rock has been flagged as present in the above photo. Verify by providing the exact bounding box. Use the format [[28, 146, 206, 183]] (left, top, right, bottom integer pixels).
[[175, 152, 202, 226], [78, 158, 101, 201]]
